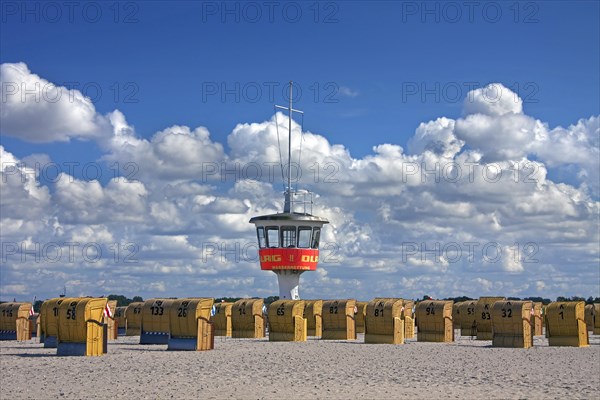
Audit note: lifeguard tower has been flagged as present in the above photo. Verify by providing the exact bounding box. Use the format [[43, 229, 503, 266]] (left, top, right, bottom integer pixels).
[[249, 81, 329, 300]]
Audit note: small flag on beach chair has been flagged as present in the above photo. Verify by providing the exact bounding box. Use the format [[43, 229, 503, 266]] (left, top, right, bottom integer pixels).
[[29, 296, 36, 316], [103, 303, 113, 318]]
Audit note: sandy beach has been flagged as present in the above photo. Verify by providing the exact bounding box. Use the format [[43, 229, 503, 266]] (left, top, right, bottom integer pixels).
[[1, 332, 598, 400]]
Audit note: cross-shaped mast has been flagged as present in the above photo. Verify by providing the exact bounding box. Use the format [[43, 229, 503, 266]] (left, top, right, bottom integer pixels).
[[275, 81, 304, 213]]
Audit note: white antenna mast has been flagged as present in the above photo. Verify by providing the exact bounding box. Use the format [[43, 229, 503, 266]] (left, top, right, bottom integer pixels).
[[275, 81, 304, 213]]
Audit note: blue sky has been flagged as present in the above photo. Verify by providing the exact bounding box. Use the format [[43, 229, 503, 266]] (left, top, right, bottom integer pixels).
[[1, 1, 599, 301], [3, 1, 598, 158]]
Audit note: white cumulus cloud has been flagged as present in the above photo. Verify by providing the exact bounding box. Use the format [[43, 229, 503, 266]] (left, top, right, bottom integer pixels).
[[1, 63, 598, 301]]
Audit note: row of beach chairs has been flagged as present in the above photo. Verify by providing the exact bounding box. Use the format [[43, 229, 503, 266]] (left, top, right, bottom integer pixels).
[[1, 297, 598, 356]]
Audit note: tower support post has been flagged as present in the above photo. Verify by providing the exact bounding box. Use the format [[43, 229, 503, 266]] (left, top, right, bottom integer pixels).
[[275, 270, 303, 300]]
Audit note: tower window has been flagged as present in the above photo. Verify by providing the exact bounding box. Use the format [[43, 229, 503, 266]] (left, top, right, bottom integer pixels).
[[256, 227, 266, 248], [281, 226, 297, 248], [298, 227, 312, 248], [266, 227, 279, 248], [311, 227, 321, 249]]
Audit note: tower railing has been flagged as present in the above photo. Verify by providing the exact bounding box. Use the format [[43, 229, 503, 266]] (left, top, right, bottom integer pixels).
[[286, 189, 314, 215]]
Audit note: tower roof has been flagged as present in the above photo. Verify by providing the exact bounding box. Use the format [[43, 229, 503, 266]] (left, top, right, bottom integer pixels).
[[249, 212, 329, 224]]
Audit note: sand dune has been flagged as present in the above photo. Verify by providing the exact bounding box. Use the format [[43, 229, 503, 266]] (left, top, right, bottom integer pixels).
[[1, 333, 599, 399]]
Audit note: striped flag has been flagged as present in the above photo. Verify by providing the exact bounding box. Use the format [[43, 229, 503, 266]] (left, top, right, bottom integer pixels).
[[103, 303, 113, 318], [29, 296, 36, 316]]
